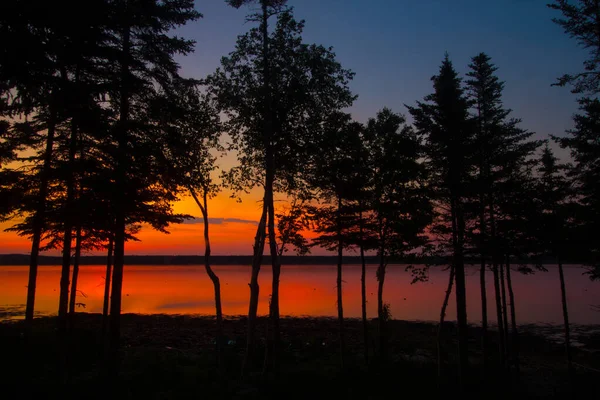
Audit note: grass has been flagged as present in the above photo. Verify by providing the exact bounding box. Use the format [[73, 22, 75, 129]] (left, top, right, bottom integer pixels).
[[0, 313, 598, 399]]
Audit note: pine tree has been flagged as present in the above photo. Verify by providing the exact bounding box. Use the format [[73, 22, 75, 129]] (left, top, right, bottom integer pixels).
[[102, 0, 200, 375], [465, 52, 541, 370], [535, 145, 576, 378], [548, 0, 600, 95], [549, 1, 600, 279], [554, 98, 600, 278], [408, 54, 474, 385]]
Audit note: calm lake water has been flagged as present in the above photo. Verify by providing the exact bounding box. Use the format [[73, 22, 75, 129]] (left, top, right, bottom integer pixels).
[[0, 264, 598, 325]]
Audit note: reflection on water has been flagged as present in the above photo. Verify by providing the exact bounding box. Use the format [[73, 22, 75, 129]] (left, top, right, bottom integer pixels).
[[0, 264, 597, 324]]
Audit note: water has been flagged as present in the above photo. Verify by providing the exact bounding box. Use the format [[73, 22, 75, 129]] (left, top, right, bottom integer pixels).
[[0, 264, 598, 325]]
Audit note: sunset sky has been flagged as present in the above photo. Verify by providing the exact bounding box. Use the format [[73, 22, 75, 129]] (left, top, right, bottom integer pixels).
[[0, 0, 587, 256]]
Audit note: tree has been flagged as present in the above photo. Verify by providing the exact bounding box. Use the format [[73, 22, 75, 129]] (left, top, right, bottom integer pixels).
[[209, 2, 354, 372], [554, 98, 600, 278], [408, 54, 474, 385], [0, 0, 68, 332], [363, 108, 432, 359], [152, 79, 225, 366], [535, 145, 576, 378], [548, 0, 600, 95], [465, 53, 541, 371], [102, 0, 200, 375], [549, 1, 600, 279], [311, 112, 364, 369]]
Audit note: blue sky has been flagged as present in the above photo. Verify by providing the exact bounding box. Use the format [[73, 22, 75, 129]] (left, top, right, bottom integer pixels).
[[176, 0, 585, 155]]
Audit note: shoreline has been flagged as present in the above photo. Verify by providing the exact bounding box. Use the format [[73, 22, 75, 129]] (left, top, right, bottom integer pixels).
[[1, 313, 599, 398]]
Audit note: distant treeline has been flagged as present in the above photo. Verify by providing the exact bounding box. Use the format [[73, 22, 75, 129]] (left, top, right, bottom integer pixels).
[[0, 253, 569, 266]]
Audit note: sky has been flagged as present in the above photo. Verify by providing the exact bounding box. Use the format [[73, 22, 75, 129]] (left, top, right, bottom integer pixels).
[[0, 0, 588, 256]]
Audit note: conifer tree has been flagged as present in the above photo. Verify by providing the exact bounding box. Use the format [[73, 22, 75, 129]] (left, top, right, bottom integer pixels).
[[465, 53, 541, 368], [408, 54, 474, 384]]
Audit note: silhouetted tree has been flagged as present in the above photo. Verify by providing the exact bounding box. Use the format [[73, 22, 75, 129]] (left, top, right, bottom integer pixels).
[[465, 53, 541, 371], [548, 0, 600, 95], [103, 0, 200, 376], [549, 1, 600, 279], [210, 2, 354, 372], [535, 145, 575, 378], [0, 0, 70, 332], [311, 112, 363, 369], [153, 79, 225, 366], [408, 54, 474, 385], [364, 108, 432, 359], [554, 98, 600, 279]]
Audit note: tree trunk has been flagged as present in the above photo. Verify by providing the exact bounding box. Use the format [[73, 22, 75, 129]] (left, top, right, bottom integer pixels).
[[557, 258, 573, 379], [437, 264, 455, 379], [505, 254, 520, 381], [109, 213, 126, 376], [266, 162, 281, 372], [108, 21, 131, 379], [376, 237, 387, 360], [479, 202, 488, 369], [190, 187, 224, 367], [68, 227, 82, 318], [489, 199, 505, 367], [25, 104, 56, 332], [102, 237, 113, 338], [243, 0, 272, 377], [451, 197, 469, 385], [500, 262, 510, 365], [477, 98, 489, 371], [492, 263, 506, 366], [58, 83, 80, 335], [359, 207, 368, 364], [243, 199, 267, 376], [336, 193, 345, 369]]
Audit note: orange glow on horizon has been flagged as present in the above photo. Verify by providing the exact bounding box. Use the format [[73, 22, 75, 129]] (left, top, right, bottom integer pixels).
[[0, 189, 329, 256]]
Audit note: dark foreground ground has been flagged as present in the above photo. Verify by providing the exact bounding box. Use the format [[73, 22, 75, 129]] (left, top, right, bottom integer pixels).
[[1, 314, 598, 399]]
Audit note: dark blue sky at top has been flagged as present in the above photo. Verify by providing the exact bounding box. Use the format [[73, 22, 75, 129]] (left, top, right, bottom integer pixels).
[[176, 0, 585, 156]]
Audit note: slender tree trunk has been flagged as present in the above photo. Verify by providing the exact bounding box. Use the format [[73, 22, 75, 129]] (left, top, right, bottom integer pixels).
[[500, 262, 510, 365], [557, 258, 573, 379], [505, 254, 520, 381], [190, 187, 224, 367], [376, 236, 387, 360], [243, 0, 272, 377], [489, 199, 505, 367], [25, 104, 56, 332], [336, 193, 345, 369], [451, 197, 469, 385], [109, 213, 126, 376], [58, 78, 80, 334], [68, 227, 82, 318], [479, 203, 488, 369], [359, 208, 368, 364], [243, 199, 267, 376], [102, 237, 113, 338], [437, 264, 455, 379], [492, 263, 506, 366], [108, 21, 131, 379], [477, 97, 489, 370], [266, 164, 281, 372]]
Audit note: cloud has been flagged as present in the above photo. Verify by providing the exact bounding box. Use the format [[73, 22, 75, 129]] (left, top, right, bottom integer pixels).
[[181, 217, 258, 226]]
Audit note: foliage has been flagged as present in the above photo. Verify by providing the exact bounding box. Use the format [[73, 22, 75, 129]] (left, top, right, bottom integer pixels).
[[548, 0, 600, 94]]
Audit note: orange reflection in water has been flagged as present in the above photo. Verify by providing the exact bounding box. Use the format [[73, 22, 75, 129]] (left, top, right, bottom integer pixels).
[[0, 264, 598, 325]]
